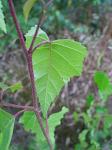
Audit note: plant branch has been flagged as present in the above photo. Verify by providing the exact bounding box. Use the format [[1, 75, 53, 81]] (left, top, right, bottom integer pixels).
[[0, 102, 34, 110], [28, 0, 53, 53], [8, 0, 53, 149], [8, 0, 28, 57], [14, 109, 27, 118], [27, 55, 53, 149], [28, 11, 44, 53], [32, 41, 50, 53]]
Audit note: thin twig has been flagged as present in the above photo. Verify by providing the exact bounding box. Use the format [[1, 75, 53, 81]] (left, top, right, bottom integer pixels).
[[14, 109, 27, 118], [32, 41, 50, 53], [8, 0, 28, 57], [28, 11, 45, 53], [0, 102, 34, 110], [28, 0, 53, 53]]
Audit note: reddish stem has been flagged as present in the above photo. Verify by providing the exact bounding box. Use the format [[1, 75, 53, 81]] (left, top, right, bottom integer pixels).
[[14, 109, 26, 118], [27, 54, 53, 149], [28, 11, 44, 53], [8, 0, 52, 149], [8, 0, 28, 57], [32, 41, 50, 53], [0, 102, 33, 110]]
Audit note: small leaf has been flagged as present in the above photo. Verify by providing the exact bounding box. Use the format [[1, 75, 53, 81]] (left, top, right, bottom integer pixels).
[[103, 114, 112, 129], [32, 39, 87, 116], [48, 107, 68, 145], [74, 112, 79, 122], [19, 111, 43, 133], [79, 129, 88, 143], [94, 71, 109, 91], [23, 0, 37, 22], [19, 107, 68, 148], [25, 26, 49, 49], [0, 82, 8, 90], [96, 106, 108, 114], [98, 84, 112, 101], [0, 0, 6, 32], [82, 112, 92, 127], [0, 109, 15, 150], [0, 82, 23, 92], [86, 94, 94, 107], [9, 82, 23, 92], [19, 111, 49, 149]]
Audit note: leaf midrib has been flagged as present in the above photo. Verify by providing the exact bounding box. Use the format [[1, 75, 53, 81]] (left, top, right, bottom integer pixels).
[[44, 43, 52, 113]]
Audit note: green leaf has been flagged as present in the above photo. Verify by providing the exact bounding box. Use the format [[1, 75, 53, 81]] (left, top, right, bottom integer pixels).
[[96, 106, 108, 114], [103, 114, 112, 129], [79, 129, 88, 147], [98, 83, 112, 101], [82, 112, 92, 127], [19, 111, 49, 149], [9, 82, 23, 92], [75, 144, 82, 150], [32, 39, 87, 116], [86, 94, 94, 108], [74, 112, 79, 122], [0, 82, 8, 90], [94, 71, 112, 101], [23, 0, 37, 22], [19, 107, 68, 149], [19, 111, 43, 134], [0, 0, 6, 32], [0, 109, 15, 150], [25, 26, 49, 48], [48, 107, 68, 145], [94, 71, 110, 91], [0, 82, 23, 92]]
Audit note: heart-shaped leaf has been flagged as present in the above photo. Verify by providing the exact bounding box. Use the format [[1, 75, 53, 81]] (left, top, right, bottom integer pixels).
[[25, 27, 87, 117], [33, 39, 87, 116]]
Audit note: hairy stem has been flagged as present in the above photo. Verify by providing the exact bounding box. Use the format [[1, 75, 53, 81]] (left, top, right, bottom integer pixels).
[[8, 0, 52, 149]]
